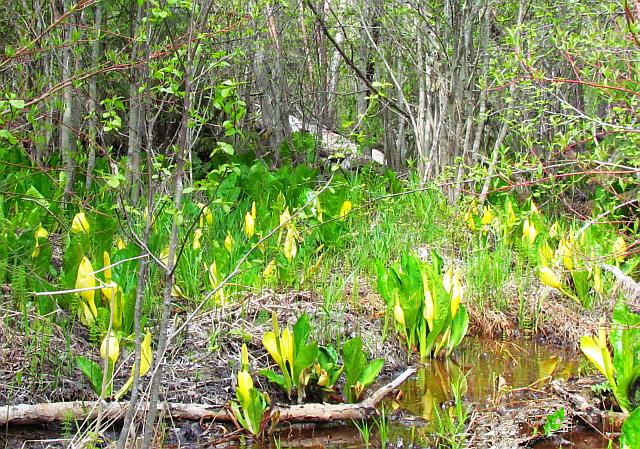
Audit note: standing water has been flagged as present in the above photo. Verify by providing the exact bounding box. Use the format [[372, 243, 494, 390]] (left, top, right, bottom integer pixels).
[[1, 337, 615, 448]]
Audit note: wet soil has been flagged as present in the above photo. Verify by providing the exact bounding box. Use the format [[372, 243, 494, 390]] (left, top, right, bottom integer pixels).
[[0, 288, 623, 448], [1, 335, 619, 449]]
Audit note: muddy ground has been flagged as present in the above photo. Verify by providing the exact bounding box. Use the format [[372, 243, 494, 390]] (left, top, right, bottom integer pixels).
[[0, 282, 623, 448]]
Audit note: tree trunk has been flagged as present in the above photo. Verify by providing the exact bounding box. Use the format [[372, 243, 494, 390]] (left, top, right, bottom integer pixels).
[[60, 0, 75, 203], [478, 0, 525, 208], [126, 1, 144, 203], [326, 0, 347, 127], [85, 2, 102, 190], [253, 2, 292, 163]]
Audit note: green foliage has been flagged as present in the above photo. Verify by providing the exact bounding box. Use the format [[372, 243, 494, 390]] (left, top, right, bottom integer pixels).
[[280, 131, 318, 165], [543, 407, 565, 436], [610, 304, 640, 412], [621, 407, 640, 449], [373, 406, 390, 449], [352, 419, 372, 448], [260, 313, 318, 402], [76, 356, 103, 396], [314, 345, 344, 399], [231, 344, 270, 437], [342, 337, 384, 403], [580, 303, 640, 413], [260, 315, 383, 404], [376, 252, 469, 358], [432, 373, 469, 449], [463, 196, 638, 311]]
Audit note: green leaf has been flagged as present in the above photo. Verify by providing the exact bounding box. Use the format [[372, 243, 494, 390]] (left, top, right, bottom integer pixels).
[[77, 356, 103, 395], [318, 345, 339, 369], [9, 99, 24, 110], [293, 342, 318, 382], [359, 358, 384, 386], [230, 401, 248, 430], [25, 185, 50, 209], [0, 130, 17, 145], [343, 337, 366, 387], [106, 174, 122, 188], [621, 407, 640, 449], [259, 369, 287, 390], [610, 303, 640, 411], [447, 306, 470, 355], [571, 269, 590, 307], [543, 407, 565, 436], [375, 261, 394, 306], [293, 314, 311, 355], [217, 141, 235, 155]]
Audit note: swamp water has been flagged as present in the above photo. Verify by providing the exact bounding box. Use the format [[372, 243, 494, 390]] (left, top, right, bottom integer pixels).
[[1, 337, 615, 449]]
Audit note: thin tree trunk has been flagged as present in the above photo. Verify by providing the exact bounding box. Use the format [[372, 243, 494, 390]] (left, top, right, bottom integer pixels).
[[356, 20, 368, 119], [394, 56, 406, 167], [139, 0, 208, 440], [116, 196, 153, 449], [416, 21, 427, 177], [298, 0, 314, 83], [126, 1, 144, 203], [60, 0, 75, 203], [85, 2, 102, 190], [316, 0, 329, 129], [326, 0, 347, 127], [478, 0, 525, 208], [254, 2, 292, 163]]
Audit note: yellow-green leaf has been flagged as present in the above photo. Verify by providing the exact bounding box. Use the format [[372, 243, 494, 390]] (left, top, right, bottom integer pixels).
[[71, 212, 90, 234]]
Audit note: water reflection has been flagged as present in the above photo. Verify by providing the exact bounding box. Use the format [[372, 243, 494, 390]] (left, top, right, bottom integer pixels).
[[2, 337, 615, 449], [395, 337, 578, 421]]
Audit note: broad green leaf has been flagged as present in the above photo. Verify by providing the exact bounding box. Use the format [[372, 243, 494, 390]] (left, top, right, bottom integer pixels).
[[217, 141, 235, 155], [318, 345, 339, 369], [359, 358, 384, 386], [611, 303, 640, 411], [621, 407, 640, 449], [9, 99, 24, 109], [0, 130, 18, 145], [293, 342, 318, 381], [447, 306, 469, 355], [25, 185, 49, 209], [343, 337, 366, 387], [293, 314, 311, 355], [77, 356, 103, 395], [259, 369, 287, 390]]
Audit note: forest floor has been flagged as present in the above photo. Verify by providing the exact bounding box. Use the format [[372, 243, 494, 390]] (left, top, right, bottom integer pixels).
[[0, 276, 622, 449], [1, 276, 613, 406]]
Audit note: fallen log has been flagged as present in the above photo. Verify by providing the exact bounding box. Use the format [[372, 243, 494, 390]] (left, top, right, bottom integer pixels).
[[0, 367, 415, 426]]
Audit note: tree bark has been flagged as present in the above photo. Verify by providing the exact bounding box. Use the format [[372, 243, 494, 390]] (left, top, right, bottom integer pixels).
[[254, 2, 292, 163], [60, 0, 75, 203], [85, 2, 102, 190], [125, 1, 144, 203], [1, 368, 415, 427], [326, 0, 347, 127]]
